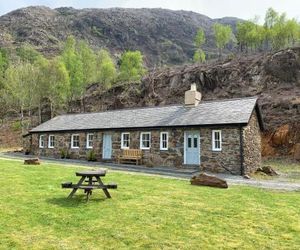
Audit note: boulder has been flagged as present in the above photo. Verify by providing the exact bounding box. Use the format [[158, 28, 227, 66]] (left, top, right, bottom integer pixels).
[[24, 158, 40, 165], [256, 166, 278, 176], [294, 143, 300, 160], [190, 173, 228, 188]]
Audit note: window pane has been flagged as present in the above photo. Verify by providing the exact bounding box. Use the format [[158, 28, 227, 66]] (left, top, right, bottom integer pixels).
[[193, 136, 197, 148], [188, 137, 192, 148]]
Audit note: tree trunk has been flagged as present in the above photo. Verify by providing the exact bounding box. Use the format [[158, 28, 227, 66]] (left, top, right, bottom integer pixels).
[[38, 102, 42, 124], [20, 106, 24, 135]]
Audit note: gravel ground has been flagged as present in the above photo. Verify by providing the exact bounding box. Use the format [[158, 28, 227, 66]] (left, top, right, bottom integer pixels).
[[1, 152, 300, 191]]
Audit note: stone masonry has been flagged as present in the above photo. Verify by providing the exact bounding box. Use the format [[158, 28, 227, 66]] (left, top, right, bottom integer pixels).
[[24, 110, 262, 175]]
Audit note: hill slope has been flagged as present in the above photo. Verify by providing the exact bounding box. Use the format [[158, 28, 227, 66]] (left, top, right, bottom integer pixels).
[[0, 6, 240, 65]]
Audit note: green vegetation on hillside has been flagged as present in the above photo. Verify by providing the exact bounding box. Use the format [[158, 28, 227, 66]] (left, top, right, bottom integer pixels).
[[0, 37, 146, 132], [0, 158, 299, 249], [236, 8, 300, 52]]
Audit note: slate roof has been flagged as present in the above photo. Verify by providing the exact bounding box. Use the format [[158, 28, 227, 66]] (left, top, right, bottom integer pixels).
[[30, 97, 261, 133]]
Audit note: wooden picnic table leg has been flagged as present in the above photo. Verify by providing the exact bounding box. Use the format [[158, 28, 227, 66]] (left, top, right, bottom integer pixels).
[[85, 176, 93, 201], [68, 176, 86, 198], [96, 176, 111, 198]]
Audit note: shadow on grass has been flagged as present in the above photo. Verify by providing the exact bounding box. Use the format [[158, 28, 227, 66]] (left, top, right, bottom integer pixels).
[[46, 195, 107, 207]]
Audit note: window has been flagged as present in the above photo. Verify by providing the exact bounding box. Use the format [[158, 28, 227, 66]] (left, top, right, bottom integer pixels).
[[160, 132, 168, 150], [39, 135, 44, 148], [140, 132, 151, 149], [188, 135, 192, 148], [121, 132, 130, 149], [48, 135, 55, 148], [86, 133, 94, 149], [212, 130, 222, 151], [71, 134, 80, 149]]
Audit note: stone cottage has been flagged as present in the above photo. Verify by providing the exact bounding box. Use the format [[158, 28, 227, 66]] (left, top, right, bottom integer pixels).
[[25, 84, 264, 175]]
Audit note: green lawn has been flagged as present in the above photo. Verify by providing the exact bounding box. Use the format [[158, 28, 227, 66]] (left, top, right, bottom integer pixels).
[[0, 158, 300, 250]]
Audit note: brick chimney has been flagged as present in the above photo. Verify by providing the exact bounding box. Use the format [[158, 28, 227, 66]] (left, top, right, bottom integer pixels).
[[185, 83, 202, 107]]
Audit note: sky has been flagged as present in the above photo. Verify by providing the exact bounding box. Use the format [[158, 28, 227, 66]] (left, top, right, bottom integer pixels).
[[0, 0, 299, 21]]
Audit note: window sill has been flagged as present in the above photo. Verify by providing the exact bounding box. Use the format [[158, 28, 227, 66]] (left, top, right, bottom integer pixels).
[[212, 149, 222, 152], [160, 148, 168, 151], [71, 147, 79, 149]]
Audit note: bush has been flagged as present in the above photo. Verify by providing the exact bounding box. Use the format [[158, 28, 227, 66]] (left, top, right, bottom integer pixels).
[[87, 150, 96, 161], [60, 149, 66, 159], [60, 149, 70, 159]]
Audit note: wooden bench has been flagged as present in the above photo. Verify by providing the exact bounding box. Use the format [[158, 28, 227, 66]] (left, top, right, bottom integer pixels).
[[117, 149, 143, 165]]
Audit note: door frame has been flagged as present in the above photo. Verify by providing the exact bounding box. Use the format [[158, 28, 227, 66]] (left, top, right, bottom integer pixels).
[[102, 133, 112, 159], [184, 131, 201, 165]]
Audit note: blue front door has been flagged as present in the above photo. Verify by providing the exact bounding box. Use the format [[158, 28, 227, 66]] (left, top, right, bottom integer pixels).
[[102, 133, 112, 159], [184, 131, 200, 165]]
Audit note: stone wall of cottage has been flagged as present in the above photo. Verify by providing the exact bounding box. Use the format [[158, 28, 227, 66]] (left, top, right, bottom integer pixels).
[[243, 111, 262, 174], [200, 127, 242, 175], [25, 125, 254, 174]]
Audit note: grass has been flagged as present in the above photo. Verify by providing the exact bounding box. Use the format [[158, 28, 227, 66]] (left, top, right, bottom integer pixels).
[[0, 158, 300, 249], [254, 159, 300, 182]]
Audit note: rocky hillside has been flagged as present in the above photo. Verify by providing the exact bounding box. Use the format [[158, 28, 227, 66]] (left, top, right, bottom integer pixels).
[[0, 6, 240, 66], [82, 48, 300, 158]]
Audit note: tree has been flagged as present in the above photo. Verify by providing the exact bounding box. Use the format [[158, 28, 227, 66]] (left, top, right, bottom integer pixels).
[[119, 51, 146, 82], [35, 57, 70, 120], [271, 13, 289, 50], [4, 63, 39, 133], [213, 23, 233, 57], [237, 20, 266, 52], [16, 44, 43, 63], [194, 28, 206, 48], [285, 18, 300, 46], [77, 40, 97, 84], [60, 36, 84, 110], [193, 49, 206, 63], [264, 8, 279, 29], [0, 49, 8, 88], [96, 49, 117, 88], [193, 28, 206, 63]]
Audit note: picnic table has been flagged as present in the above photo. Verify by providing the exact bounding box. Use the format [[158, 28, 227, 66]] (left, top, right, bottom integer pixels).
[[62, 170, 117, 201]]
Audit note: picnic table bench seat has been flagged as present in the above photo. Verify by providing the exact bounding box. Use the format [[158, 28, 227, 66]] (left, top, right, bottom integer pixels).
[[61, 182, 117, 190], [117, 149, 143, 165]]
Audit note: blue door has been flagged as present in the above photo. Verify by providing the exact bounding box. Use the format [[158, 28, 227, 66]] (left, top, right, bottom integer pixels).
[[184, 131, 200, 165], [102, 133, 112, 159]]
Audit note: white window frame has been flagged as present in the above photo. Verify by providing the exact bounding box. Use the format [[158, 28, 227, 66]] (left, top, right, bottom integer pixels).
[[48, 135, 55, 148], [212, 130, 222, 151], [86, 133, 94, 149], [71, 134, 80, 149], [121, 132, 130, 149], [160, 132, 168, 150], [140, 132, 151, 150], [39, 135, 45, 148]]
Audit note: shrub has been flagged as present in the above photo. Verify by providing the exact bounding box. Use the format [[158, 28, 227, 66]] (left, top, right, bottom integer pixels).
[[87, 150, 96, 161], [60, 149, 66, 159]]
